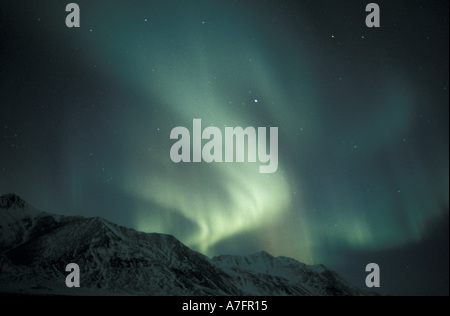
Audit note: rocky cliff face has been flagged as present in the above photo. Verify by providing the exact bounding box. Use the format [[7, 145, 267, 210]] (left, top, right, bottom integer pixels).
[[0, 194, 372, 296]]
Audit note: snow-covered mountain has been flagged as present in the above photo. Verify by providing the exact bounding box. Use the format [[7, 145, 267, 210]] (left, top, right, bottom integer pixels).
[[0, 194, 373, 296]]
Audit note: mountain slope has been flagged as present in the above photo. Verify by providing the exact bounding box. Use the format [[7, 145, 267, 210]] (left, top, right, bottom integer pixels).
[[0, 194, 372, 296], [212, 252, 367, 296]]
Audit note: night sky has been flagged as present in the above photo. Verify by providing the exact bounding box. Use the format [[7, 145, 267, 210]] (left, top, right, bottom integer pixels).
[[1, 0, 448, 296]]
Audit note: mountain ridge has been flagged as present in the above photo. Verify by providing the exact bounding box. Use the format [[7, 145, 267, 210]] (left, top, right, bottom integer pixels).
[[0, 194, 374, 296]]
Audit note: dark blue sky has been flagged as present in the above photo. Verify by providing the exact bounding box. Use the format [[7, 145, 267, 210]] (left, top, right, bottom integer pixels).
[[0, 0, 448, 295]]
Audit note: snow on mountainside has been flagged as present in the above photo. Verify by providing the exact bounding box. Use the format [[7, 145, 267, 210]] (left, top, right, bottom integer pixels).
[[212, 252, 366, 296], [0, 194, 374, 296]]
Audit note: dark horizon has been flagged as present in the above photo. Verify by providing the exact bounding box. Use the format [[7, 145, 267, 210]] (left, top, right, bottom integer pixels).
[[1, 192, 447, 296]]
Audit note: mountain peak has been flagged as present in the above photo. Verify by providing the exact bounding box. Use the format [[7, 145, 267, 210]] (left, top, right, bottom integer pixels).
[[251, 250, 273, 259], [0, 194, 28, 209], [0, 195, 374, 296]]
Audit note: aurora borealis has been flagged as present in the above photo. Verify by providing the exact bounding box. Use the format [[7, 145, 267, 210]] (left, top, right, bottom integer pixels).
[[1, 0, 448, 295]]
